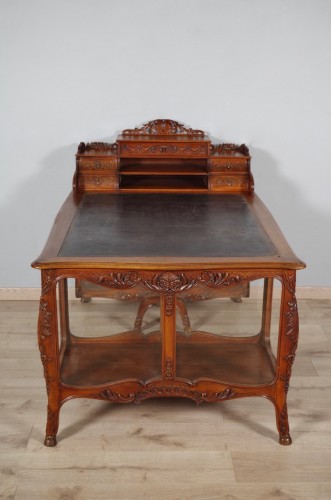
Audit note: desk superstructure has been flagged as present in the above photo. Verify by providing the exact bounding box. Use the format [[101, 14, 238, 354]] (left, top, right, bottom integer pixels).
[[32, 120, 305, 446]]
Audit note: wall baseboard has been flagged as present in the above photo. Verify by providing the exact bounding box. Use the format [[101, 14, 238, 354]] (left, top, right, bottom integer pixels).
[[0, 288, 78, 300], [0, 287, 330, 300]]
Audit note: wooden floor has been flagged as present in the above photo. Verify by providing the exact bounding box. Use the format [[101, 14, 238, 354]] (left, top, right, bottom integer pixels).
[[1, 297, 331, 499]]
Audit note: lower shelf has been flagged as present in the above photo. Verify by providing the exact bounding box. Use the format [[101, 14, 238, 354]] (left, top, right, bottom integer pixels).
[[61, 338, 276, 387], [176, 342, 275, 384]]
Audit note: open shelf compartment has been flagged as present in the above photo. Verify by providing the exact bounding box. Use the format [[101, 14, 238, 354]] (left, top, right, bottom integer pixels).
[[119, 158, 209, 190]]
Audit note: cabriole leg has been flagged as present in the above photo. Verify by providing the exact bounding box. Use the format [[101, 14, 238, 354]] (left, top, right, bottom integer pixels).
[[274, 271, 299, 445], [38, 270, 61, 447]]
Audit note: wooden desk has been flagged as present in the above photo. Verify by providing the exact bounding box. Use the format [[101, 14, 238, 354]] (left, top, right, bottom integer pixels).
[[32, 120, 305, 447]]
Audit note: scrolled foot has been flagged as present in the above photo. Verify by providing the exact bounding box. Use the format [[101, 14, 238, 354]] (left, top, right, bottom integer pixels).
[[44, 434, 57, 447], [231, 297, 242, 303], [81, 297, 91, 303], [279, 434, 292, 446]]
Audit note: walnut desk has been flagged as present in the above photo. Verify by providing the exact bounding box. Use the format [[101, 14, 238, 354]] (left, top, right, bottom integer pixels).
[[32, 119, 305, 447]]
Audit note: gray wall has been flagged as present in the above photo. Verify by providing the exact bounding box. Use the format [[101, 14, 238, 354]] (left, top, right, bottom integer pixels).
[[1, 0, 330, 287]]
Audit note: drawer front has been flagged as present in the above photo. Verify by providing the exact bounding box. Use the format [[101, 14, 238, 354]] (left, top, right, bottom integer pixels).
[[119, 141, 210, 157], [210, 158, 248, 173], [210, 174, 250, 191], [77, 157, 118, 172], [78, 174, 118, 191]]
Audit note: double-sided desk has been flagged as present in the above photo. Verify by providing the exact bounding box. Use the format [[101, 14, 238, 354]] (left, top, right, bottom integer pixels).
[[32, 120, 305, 446]]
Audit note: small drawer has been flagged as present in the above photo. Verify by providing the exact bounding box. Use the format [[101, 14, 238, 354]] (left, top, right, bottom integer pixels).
[[78, 174, 118, 191], [210, 158, 248, 173], [77, 157, 118, 171], [119, 141, 210, 157], [210, 174, 250, 191]]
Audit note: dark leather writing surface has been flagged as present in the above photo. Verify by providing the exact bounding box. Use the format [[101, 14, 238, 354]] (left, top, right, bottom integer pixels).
[[58, 193, 277, 258]]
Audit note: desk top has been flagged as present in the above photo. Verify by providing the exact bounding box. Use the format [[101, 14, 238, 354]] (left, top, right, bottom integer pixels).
[[58, 193, 276, 258], [32, 191, 305, 271]]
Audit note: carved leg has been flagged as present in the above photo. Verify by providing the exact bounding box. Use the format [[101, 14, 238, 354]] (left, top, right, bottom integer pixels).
[[274, 271, 299, 445], [161, 292, 176, 380], [38, 270, 61, 447], [176, 298, 192, 335], [134, 295, 192, 336], [259, 277, 274, 345], [75, 279, 91, 303], [58, 278, 72, 352], [134, 296, 160, 333]]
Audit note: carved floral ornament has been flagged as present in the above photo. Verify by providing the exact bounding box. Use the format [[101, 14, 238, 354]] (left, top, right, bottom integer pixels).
[[122, 119, 205, 137], [99, 386, 236, 404], [45, 270, 296, 294], [39, 302, 52, 341], [143, 272, 197, 292], [102, 271, 239, 292], [82, 271, 245, 292], [120, 143, 208, 155], [53, 269, 289, 296], [75, 121, 253, 155]]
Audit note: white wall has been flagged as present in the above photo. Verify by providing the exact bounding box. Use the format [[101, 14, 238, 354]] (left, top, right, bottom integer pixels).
[[1, 0, 330, 287]]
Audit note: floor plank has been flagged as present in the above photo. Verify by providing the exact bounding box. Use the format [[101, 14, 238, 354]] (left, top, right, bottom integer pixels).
[[1, 298, 331, 499]]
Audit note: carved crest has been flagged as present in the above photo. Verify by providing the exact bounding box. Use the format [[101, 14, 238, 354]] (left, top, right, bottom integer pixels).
[[122, 119, 205, 137]]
